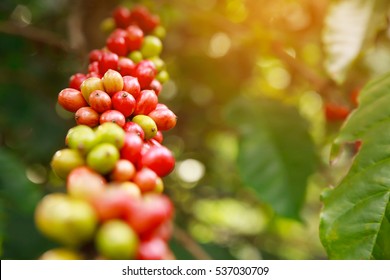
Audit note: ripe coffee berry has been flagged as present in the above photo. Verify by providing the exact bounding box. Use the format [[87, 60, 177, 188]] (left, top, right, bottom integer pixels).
[[112, 6, 131, 29], [129, 5, 160, 34], [107, 34, 128, 57], [123, 121, 145, 139], [100, 110, 126, 127], [110, 159, 136, 182], [148, 107, 177, 131], [140, 145, 175, 177], [120, 132, 143, 164], [69, 73, 87, 90], [126, 25, 144, 51], [89, 90, 112, 113], [67, 166, 106, 201], [118, 57, 135, 76], [137, 237, 169, 260], [58, 88, 88, 112], [123, 76, 141, 99], [98, 51, 119, 75], [88, 61, 100, 75], [148, 79, 162, 96], [124, 193, 173, 235], [133, 167, 158, 193], [112, 91, 136, 117], [152, 131, 163, 143], [89, 49, 103, 63], [133, 62, 156, 88], [134, 89, 158, 115], [75, 107, 100, 127]]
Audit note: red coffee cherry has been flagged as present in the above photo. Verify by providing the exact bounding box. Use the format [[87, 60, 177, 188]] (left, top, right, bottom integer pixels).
[[133, 167, 158, 193], [58, 88, 88, 112], [148, 107, 177, 131], [69, 73, 87, 90], [140, 145, 175, 177], [120, 132, 143, 164], [100, 110, 126, 127], [98, 51, 119, 75], [89, 90, 112, 113], [112, 6, 131, 29], [123, 76, 141, 99], [123, 121, 145, 139], [75, 107, 100, 127], [89, 49, 104, 63], [107, 34, 129, 57], [134, 89, 158, 115], [133, 61, 157, 89], [124, 193, 173, 234], [136, 238, 170, 260], [148, 79, 162, 96], [112, 91, 136, 117], [110, 159, 136, 182], [126, 25, 144, 51], [118, 57, 135, 76]]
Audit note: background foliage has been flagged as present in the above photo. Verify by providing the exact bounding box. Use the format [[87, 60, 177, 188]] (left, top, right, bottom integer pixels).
[[1, 0, 390, 259]]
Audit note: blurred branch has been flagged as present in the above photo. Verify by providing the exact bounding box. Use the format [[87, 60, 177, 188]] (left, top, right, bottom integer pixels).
[[67, 0, 87, 58], [173, 226, 212, 260], [0, 21, 69, 51], [271, 42, 334, 95]]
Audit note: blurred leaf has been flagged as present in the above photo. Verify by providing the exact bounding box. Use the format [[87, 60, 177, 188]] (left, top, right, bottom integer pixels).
[[323, 0, 389, 84], [320, 71, 390, 259], [0, 148, 53, 259], [225, 97, 317, 219], [0, 148, 42, 212]]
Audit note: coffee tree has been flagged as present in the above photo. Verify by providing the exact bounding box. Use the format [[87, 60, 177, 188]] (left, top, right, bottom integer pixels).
[[0, 0, 390, 260]]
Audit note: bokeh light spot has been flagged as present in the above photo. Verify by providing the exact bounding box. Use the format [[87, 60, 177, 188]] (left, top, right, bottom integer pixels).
[[26, 164, 47, 184], [208, 32, 231, 58], [160, 80, 177, 100], [226, 0, 248, 23], [176, 159, 205, 184], [265, 67, 291, 90], [190, 85, 214, 106], [11, 5, 32, 26]]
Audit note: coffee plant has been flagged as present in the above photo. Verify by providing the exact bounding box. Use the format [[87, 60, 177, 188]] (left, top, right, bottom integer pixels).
[[1, 0, 390, 260]]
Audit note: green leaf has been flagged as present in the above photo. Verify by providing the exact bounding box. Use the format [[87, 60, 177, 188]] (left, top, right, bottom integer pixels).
[[0, 148, 54, 259], [320, 71, 390, 259], [225, 97, 317, 219], [323, 0, 389, 84]]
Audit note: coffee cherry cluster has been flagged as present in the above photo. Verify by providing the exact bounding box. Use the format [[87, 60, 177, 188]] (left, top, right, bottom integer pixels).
[[35, 5, 177, 260]]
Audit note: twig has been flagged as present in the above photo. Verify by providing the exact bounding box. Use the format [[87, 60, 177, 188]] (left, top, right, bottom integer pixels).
[[271, 41, 333, 95], [0, 20, 69, 51], [173, 226, 213, 260]]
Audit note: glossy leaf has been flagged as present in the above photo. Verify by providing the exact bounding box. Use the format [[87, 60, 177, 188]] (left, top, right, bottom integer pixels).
[[225, 97, 317, 219], [323, 0, 388, 84], [320, 72, 390, 259]]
